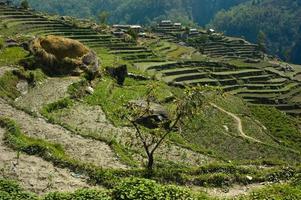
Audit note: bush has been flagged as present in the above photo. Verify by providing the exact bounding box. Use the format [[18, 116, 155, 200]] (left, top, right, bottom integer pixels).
[[43, 189, 111, 200], [43, 98, 73, 113], [194, 173, 232, 187], [112, 178, 194, 200], [20, 0, 29, 9], [67, 80, 89, 99], [0, 37, 4, 49], [0, 179, 38, 200]]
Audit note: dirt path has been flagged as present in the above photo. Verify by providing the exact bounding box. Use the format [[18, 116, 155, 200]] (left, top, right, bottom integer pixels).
[[0, 128, 97, 195], [210, 103, 262, 143], [0, 98, 127, 169]]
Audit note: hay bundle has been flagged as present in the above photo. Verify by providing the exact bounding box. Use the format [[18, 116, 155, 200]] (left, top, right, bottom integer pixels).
[[30, 35, 99, 75]]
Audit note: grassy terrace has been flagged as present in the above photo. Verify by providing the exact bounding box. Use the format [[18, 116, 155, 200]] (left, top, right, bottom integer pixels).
[[0, 5, 159, 63], [136, 60, 301, 115]]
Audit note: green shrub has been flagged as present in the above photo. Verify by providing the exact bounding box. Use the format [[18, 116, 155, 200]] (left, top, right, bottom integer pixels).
[[0, 37, 4, 49], [194, 173, 232, 187], [67, 80, 89, 99], [0, 71, 20, 99], [43, 189, 111, 200], [250, 105, 301, 152], [0, 179, 38, 200], [20, 0, 29, 9], [43, 98, 73, 114], [112, 178, 194, 200], [240, 183, 301, 200], [0, 47, 28, 65]]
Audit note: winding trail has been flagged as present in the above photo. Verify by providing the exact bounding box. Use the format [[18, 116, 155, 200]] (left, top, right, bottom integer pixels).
[[210, 103, 262, 143]]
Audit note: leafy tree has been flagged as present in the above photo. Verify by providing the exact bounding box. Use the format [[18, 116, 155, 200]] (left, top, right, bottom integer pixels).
[[124, 85, 207, 171], [127, 28, 138, 42], [98, 11, 110, 24], [20, 0, 29, 9], [257, 30, 266, 53]]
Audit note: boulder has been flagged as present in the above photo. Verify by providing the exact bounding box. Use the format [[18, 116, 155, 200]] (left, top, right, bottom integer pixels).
[[106, 64, 127, 85], [29, 35, 100, 76], [128, 100, 170, 129]]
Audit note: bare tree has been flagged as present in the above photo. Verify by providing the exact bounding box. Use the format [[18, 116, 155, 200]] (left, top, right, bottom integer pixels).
[[124, 85, 207, 171]]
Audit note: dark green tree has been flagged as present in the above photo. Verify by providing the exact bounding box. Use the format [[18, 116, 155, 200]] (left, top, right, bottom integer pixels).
[[257, 30, 266, 53], [98, 11, 110, 24], [20, 0, 29, 9]]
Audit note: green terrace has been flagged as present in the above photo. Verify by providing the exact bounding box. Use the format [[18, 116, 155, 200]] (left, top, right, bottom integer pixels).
[[136, 60, 301, 115], [0, 5, 160, 63]]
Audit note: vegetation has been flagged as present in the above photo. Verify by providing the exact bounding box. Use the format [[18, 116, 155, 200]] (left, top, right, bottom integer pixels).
[[125, 85, 207, 170], [1, 2, 301, 199], [0, 47, 28, 65], [211, 0, 301, 63]]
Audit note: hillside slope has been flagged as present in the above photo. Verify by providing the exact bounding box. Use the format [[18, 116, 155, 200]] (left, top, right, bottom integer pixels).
[[11, 0, 248, 25], [211, 0, 301, 64], [0, 4, 301, 200]]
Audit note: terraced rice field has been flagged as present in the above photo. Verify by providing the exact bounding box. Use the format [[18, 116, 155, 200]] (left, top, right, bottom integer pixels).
[[0, 5, 161, 63], [136, 60, 301, 115], [188, 35, 262, 59]]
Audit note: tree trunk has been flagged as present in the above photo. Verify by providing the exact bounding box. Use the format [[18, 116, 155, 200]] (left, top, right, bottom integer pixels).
[[147, 153, 154, 171]]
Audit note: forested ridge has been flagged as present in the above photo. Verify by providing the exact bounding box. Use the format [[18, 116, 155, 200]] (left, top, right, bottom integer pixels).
[[11, 0, 248, 25], [10, 0, 301, 63], [211, 0, 301, 63]]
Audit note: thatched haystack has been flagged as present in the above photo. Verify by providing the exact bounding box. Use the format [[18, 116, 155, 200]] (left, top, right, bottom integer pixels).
[[30, 35, 99, 76]]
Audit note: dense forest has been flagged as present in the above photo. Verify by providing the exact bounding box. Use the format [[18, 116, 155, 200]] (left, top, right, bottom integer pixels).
[[210, 0, 301, 63], [11, 0, 301, 63], [11, 0, 248, 25]]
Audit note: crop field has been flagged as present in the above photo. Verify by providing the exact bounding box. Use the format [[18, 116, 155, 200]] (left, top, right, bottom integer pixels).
[[0, 4, 301, 200], [0, 5, 162, 63], [136, 60, 301, 115]]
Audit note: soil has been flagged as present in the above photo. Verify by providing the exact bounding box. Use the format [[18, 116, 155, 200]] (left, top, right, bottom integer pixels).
[[0, 128, 97, 195], [0, 98, 127, 169], [15, 77, 79, 114]]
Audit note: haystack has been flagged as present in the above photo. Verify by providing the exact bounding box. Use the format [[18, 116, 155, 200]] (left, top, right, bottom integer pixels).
[[30, 35, 99, 75]]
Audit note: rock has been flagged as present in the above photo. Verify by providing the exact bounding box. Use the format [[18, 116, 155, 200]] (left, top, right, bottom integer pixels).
[[244, 58, 261, 63], [5, 39, 19, 47], [106, 65, 128, 85], [246, 175, 253, 181], [29, 35, 100, 76], [16, 80, 29, 95], [85, 86, 94, 95], [128, 100, 170, 129]]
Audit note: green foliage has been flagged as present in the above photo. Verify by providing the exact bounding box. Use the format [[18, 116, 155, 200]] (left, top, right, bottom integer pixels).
[[98, 11, 110, 24], [127, 28, 138, 42], [42, 98, 73, 114], [20, 0, 30, 9], [44, 189, 112, 200], [250, 105, 301, 152], [86, 77, 171, 126], [0, 37, 4, 49], [240, 182, 301, 200], [10, 0, 247, 25], [0, 47, 28, 65], [112, 178, 194, 200], [211, 0, 301, 63], [0, 71, 20, 99], [67, 80, 89, 99], [0, 179, 38, 200]]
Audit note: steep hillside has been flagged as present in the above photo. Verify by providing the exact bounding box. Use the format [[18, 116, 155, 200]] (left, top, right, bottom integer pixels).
[[211, 0, 301, 64], [0, 4, 301, 200], [11, 0, 248, 25]]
